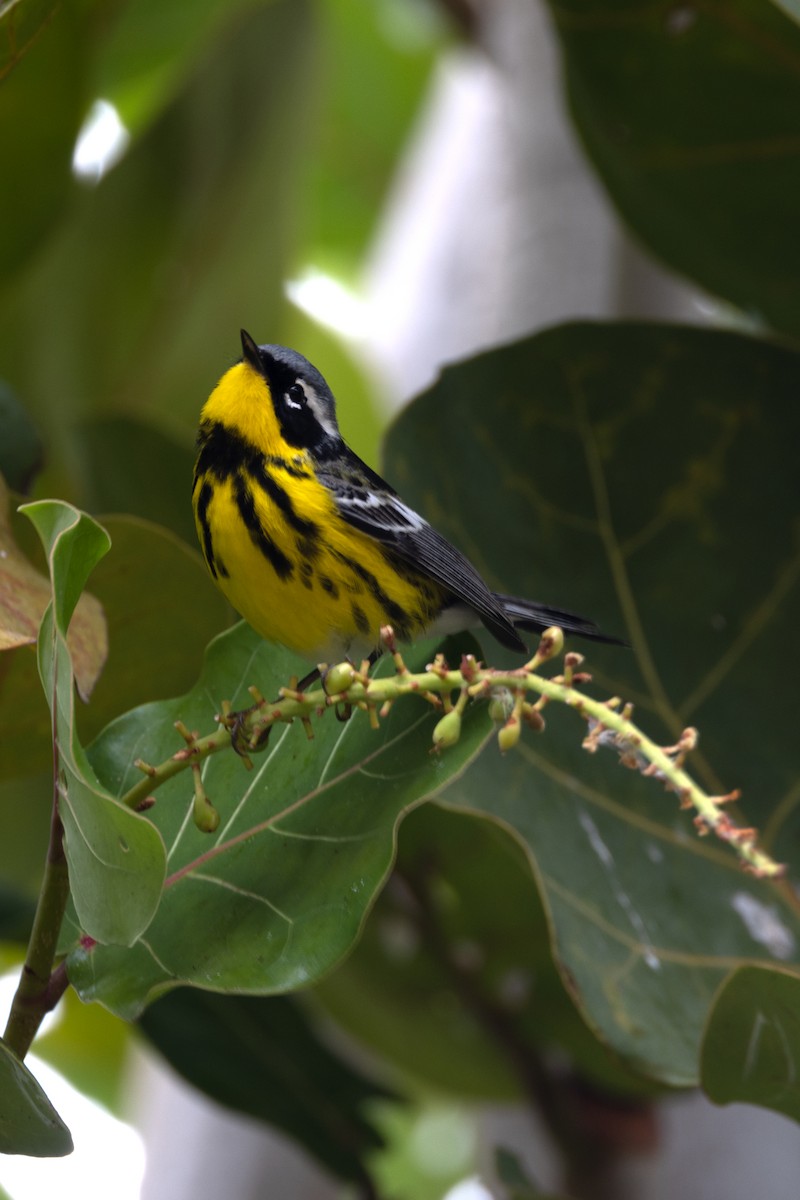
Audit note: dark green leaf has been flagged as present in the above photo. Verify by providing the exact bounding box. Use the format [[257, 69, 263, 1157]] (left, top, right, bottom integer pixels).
[[0, 774, 52, 898], [0, 1040, 72, 1156], [0, 385, 43, 493], [21, 500, 166, 945], [0, 648, 51, 780], [79, 417, 197, 545], [382, 323, 800, 1085], [0, 881, 36, 942], [552, 0, 800, 332], [316, 804, 645, 1100], [78, 515, 232, 743], [140, 989, 393, 1186], [702, 965, 800, 1122], [67, 629, 492, 1017], [0, 1, 87, 280]]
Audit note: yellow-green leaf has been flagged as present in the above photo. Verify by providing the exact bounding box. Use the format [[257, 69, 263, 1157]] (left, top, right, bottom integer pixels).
[[0, 477, 106, 701], [21, 500, 165, 946]]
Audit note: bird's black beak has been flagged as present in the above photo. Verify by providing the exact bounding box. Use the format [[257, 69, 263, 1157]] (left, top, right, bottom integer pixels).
[[240, 329, 263, 373]]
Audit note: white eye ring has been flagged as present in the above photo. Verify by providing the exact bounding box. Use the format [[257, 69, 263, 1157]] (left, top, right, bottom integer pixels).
[[285, 383, 305, 411]]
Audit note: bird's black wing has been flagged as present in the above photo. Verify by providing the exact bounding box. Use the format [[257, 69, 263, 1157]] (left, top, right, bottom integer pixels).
[[317, 450, 527, 652]]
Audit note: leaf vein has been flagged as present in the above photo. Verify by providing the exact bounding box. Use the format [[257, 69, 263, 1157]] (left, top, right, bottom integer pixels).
[[189, 872, 293, 923]]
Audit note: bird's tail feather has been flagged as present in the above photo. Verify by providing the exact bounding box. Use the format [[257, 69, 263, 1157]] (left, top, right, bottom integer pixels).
[[494, 593, 626, 647]]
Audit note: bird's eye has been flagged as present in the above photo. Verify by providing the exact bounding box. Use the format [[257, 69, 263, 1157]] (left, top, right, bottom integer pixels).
[[285, 382, 306, 410]]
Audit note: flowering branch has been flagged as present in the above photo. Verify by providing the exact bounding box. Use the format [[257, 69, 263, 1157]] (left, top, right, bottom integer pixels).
[[125, 626, 785, 880]]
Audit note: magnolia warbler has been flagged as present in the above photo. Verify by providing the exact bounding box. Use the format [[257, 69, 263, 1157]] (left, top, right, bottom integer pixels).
[[193, 331, 622, 668]]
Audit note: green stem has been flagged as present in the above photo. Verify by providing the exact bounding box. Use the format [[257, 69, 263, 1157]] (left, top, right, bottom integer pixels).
[[123, 726, 230, 813], [3, 785, 71, 1059], [118, 647, 784, 880]]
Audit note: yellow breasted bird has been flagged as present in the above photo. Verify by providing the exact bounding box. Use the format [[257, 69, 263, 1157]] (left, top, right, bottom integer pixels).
[[193, 331, 622, 668]]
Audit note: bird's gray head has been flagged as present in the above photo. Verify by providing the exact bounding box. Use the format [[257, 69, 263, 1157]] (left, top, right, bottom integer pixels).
[[240, 329, 341, 454]]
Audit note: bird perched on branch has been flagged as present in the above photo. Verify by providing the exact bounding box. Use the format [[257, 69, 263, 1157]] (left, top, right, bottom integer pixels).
[[193, 331, 622, 668]]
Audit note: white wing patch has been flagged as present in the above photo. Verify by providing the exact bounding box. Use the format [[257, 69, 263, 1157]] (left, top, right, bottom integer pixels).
[[336, 488, 428, 533]]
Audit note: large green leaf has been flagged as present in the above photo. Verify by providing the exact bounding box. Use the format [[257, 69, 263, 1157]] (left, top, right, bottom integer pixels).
[[315, 804, 646, 1100], [21, 500, 165, 945], [68, 629, 492, 1017], [551, 0, 800, 333], [139, 989, 392, 1188], [701, 966, 800, 1122], [382, 323, 800, 1086], [0, 0, 87, 280], [0, 1040, 72, 1156]]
